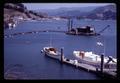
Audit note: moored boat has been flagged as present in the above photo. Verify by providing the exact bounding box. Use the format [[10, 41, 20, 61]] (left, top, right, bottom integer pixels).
[[41, 47, 61, 60], [73, 51, 117, 69]]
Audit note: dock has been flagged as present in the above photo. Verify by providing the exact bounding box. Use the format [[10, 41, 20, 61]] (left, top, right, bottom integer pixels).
[[42, 48, 117, 79], [63, 58, 96, 71], [62, 58, 117, 79]]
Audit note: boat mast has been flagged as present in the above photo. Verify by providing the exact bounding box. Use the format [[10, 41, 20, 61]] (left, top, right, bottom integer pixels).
[[68, 18, 71, 32], [103, 37, 105, 56], [50, 32, 52, 47]]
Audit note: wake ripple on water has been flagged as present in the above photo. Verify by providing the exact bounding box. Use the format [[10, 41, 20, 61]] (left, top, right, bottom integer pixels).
[[4, 64, 29, 80]]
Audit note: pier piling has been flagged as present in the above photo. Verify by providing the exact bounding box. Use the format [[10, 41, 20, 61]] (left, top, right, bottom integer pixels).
[[61, 48, 64, 63], [101, 54, 104, 74]]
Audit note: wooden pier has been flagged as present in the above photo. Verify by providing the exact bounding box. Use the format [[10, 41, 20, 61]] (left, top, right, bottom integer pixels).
[[62, 58, 117, 79], [42, 48, 117, 79]]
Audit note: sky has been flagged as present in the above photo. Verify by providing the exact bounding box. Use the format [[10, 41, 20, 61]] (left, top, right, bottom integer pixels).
[[23, 3, 115, 10]]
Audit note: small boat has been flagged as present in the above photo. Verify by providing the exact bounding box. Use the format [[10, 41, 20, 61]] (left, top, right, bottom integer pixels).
[[73, 51, 117, 69], [41, 47, 61, 60]]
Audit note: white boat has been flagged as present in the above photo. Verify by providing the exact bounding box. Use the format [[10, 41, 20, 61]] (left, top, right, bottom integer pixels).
[[73, 51, 117, 69], [41, 47, 61, 60]]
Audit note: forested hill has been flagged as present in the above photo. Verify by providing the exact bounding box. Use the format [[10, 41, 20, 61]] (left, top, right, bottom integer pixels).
[[4, 3, 47, 23]]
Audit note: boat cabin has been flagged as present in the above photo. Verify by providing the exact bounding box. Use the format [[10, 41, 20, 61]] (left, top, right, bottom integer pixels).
[[45, 47, 57, 53], [70, 26, 94, 34]]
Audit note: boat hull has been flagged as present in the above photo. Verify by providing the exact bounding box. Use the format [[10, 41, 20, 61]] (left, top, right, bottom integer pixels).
[[76, 58, 116, 69], [73, 51, 117, 69], [42, 47, 61, 60], [66, 32, 100, 36]]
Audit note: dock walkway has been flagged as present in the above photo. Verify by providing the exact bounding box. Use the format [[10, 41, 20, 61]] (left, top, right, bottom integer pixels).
[[58, 57, 117, 79]]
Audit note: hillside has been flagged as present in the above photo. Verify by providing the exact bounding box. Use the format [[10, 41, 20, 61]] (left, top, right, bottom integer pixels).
[[87, 5, 116, 20], [37, 4, 116, 20], [36, 6, 97, 17], [4, 3, 47, 24]]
